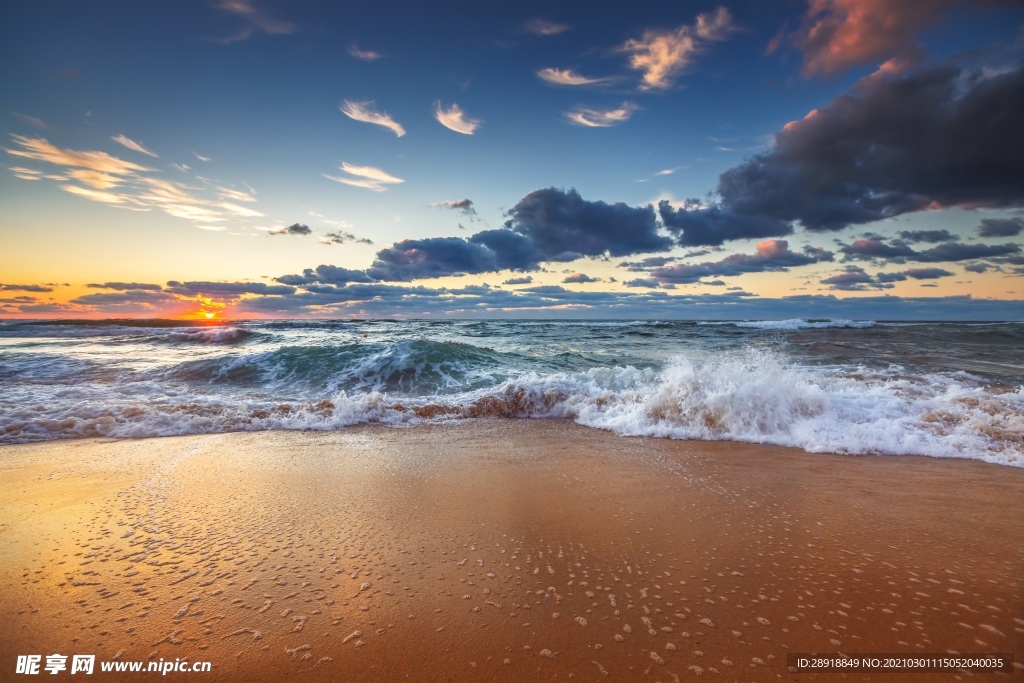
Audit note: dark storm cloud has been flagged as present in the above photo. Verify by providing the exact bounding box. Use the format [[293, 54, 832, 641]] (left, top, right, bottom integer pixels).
[[651, 240, 833, 284], [562, 273, 600, 284], [367, 237, 501, 281], [897, 229, 958, 243], [165, 281, 296, 297], [658, 200, 791, 247], [504, 188, 669, 258], [275, 265, 376, 286], [87, 282, 164, 291], [977, 217, 1024, 238], [662, 63, 1024, 246], [270, 223, 312, 236], [358, 188, 671, 282], [468, 229, 544, 270]]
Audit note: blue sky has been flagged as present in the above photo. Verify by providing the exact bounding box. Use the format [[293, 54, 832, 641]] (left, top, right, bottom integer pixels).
[[2, 0, 1023, 319]]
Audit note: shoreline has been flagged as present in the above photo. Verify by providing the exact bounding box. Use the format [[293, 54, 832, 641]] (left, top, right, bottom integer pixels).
[[2, 421, 1022, 681]]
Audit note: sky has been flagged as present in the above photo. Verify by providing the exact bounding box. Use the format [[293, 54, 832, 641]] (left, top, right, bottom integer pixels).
[[1, 0, 1023, 320]]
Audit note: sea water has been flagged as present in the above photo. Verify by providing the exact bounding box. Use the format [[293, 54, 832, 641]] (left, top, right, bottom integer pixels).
[[1, 318, 1021, 466]]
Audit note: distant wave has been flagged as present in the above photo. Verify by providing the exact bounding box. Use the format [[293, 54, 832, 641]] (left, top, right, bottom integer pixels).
[[700, 319, 876, 330]]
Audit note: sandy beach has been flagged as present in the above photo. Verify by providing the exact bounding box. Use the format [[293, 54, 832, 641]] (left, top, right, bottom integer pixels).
[[1, 420, 1021, 681]]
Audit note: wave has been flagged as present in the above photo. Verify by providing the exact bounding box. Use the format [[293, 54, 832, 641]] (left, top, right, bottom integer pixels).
[[0, 320, 251, 342], [3, 348, 1021, 467], [702, 319, 876, 330], [158, 338, 527, 393]]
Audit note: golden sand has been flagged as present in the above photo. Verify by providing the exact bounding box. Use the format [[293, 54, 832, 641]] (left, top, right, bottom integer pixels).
[[1, 420, 1022, 681]]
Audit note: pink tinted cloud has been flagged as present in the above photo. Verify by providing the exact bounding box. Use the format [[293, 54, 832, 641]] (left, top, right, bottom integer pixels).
[[795, 0, 955, 77]]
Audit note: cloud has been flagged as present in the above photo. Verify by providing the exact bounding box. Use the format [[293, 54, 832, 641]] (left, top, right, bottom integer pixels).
[[522, 19, 569, 36], [792, 0, 956, 78], [651, 240, 834, 283], [0, 283, 54, 292], [70, 289, 184, 310], [340, 100, 406, 137], [276, 265, 376, 286], [270, 222, 312, 236], [977, 217, 1023, 238], [897, 229, 959, 243], [367, 237, 502, 281], [839, 235, 1021, 263], [6, 134, 153, 175], [434, 102, 482, 135], [193, 152, 212, 162], [820, 264, 954, 291], [217, 0, 296, 43], [502, 276, 534, 285], [165, 280, 295, 298], [112, 134, 158, 157], [663, 63, 1024, 245], [218, 186, 256, 203], [348, 44, 382, 61], [11, 112, 49, 129], [432, 198, 477, 216], [87, 282, 163, 291], [322, 230, 374, 246], [323, 161, 404, 191], [563, 273, 600, 284], [505, 187, 669, 260], [904, 267, 954, 280], [3, 136, 264, 228], [624, 278, 660, 288], [565, 102, 638, 127], [537, 68, 610, 86], [620, 6, 732, 90]]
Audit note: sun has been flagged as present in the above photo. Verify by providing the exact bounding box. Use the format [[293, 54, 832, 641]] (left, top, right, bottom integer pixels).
[[203, 312, 216, 319]]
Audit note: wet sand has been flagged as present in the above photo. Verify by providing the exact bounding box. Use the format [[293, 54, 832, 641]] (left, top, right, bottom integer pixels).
[[1, 420, 1022, 681]]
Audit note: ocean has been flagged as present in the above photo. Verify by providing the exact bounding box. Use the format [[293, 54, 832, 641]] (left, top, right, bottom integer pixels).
[[1, 318, 1021, 466]]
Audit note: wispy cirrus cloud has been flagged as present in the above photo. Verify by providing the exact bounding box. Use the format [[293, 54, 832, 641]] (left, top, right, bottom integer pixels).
[[536, 68, 612, 87], [323, 161, 404, 191], [565, 102, 638, 127], [5, 134, 267, 227], [348, 44, 382, 61], [522, 19, 569, 36], [433, 102, 482, 135], [11, 112, 49, 129], [193, 151, 212, 162], [340, 100, 406, 137], [112, 134, 158, 157], [621, 6, 732, 90], [5, 134, 153, 175], [216, 0, 296, 43]]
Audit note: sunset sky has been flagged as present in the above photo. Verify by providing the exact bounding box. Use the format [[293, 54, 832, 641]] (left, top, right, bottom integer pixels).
[[2, 0, 1023, 319]]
